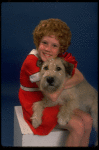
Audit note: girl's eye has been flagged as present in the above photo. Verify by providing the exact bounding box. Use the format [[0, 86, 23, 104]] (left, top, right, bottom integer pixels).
[[53, 44, 57, 47], [42, 41, 47, 44]]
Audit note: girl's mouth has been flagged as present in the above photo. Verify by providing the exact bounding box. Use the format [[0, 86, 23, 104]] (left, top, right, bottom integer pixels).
[[43, 52, 52, 58]]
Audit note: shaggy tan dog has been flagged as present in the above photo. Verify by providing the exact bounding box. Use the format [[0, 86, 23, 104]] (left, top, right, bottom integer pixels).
[[31, 57, 98, 143]]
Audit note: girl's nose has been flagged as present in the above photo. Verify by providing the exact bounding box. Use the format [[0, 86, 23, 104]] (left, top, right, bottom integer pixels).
[[45, 45, 51, 52]]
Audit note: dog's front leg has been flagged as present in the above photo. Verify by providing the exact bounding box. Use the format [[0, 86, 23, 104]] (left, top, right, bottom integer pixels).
[[31, 101, 44, 128], [57, 99, 79, 126]]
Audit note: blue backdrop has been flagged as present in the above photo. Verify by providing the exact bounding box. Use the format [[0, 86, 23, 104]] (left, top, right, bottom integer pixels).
[[1, 2, 98, 147]]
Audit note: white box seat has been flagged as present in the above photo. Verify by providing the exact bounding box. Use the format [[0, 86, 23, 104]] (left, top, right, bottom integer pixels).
[[14, 106, 69, 147]]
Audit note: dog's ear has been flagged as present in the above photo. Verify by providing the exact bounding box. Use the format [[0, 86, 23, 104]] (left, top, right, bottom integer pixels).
[[62, 59, 74, 76], [36, 54, 43, 68]]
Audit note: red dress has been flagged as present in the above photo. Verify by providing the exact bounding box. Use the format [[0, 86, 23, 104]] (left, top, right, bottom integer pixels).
[[19, 49, 77, 135]]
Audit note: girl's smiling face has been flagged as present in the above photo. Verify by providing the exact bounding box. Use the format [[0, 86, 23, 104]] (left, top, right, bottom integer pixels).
[[38, 35, 60, 62]]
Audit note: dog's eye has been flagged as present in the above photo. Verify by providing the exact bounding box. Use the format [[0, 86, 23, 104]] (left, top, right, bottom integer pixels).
[[44, 66, 48, 70], [56, 67, 61, 71]]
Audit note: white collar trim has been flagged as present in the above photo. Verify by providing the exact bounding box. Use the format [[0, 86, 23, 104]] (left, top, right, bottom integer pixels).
[[28, 49, 38, 58]]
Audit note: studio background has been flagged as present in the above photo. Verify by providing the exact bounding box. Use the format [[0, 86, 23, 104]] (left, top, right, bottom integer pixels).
[[1, 2, 98, 147]]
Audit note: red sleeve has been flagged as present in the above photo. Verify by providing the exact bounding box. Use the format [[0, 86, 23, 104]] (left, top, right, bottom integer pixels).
[[20, 54, 40, 87], [21, 54, 39, 75]]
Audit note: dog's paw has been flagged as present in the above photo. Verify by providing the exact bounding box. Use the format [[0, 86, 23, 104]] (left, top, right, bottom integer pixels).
[[57, 112, 71, 126], [31, 115, 42, 129], [57, 116, 70, 126]]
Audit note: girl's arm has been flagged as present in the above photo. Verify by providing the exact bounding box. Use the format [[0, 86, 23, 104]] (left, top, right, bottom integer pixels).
[[64, 68, 84, 89]]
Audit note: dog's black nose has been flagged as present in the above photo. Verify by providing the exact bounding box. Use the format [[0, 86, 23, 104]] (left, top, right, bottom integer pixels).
[[47, 77, 54, 85]]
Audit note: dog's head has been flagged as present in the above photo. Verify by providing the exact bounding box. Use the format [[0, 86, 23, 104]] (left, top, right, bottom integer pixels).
[[37, 57, 74, 93]]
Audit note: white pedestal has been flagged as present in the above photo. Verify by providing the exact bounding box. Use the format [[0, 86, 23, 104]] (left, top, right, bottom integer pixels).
[[14, 106, 69, 147]]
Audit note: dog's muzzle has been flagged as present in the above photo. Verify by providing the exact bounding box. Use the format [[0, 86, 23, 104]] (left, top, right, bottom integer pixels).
[[40, 75, 61, 93], [46, 77, 54, 86]]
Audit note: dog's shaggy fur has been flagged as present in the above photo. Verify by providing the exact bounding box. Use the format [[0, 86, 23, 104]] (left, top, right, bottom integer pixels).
[[31, 57, 98, 144]]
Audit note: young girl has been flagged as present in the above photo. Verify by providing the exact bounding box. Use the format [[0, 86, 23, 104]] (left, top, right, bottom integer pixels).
[[19, 18, 93, 147]]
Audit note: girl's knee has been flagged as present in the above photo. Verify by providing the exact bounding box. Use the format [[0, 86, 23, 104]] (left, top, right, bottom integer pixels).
[[82, 113, 93, 130], [67, 116, 84, 136], [74, 108, 93, 130]]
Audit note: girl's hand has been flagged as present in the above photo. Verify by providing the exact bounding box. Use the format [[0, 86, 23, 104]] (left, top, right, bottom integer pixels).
[[43, 85, 65, 102], [36, 81, 65, 102]]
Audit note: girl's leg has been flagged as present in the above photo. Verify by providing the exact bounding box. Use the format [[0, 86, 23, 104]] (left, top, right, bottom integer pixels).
[[73, 109, 93, 147], [55, 109, 92, 147], [56, 114, 85, 147], [65, 114, 84, 147]]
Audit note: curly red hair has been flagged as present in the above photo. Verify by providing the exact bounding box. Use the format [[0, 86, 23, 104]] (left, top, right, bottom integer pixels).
[[33, 18, 72, 54]]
